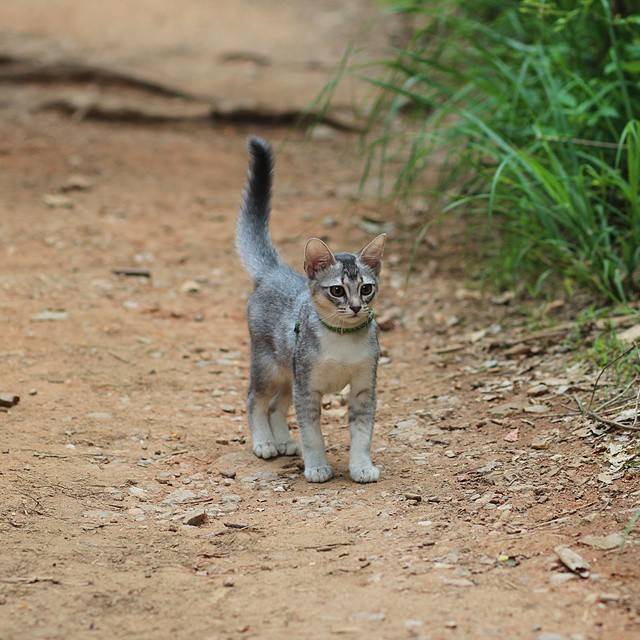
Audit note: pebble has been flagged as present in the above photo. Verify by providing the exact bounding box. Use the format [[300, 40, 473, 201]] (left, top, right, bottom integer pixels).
[[180, 280, 201, 294], [219, 468, 237, 479], [156, 471, 173, 484], [182, 509, 207, 526], [0, 393, 19, 408], [43, 193, 73, 209], [31, 310, 68, 322], [162, 488, 197, 504], [222, 577, 235, 587], [128, 486, 145, 498]]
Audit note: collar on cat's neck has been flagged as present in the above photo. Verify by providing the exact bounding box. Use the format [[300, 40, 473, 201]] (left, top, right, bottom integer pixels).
[[318, 310, 375, 335]]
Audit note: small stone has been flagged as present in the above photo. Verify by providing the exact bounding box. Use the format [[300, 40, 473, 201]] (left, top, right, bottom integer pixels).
[[128, 486, 145, 498], [444, 620, 457, 629], [180, 280, 201, 294], [219, 468, 237, 479], [222, 577, 235, 587], [87, 412, 112, 421], [60, 174, 92, 192], [405, 493, 422, 503], [221, 405, 236, 414], [162, 488, 197, 504], [43, 193, 73, 209], [183, 509, 207, 526], [29, 389, 38, 396], [322, 216, 338, 227], [527, 384, 548, 397], [31, 309, 67, 322], [503, 428, 519, 443], [549, 572, 578, 586], [156, 471, 173, 484], [0, 393, 20, 408], [579, 533, 624, 551]]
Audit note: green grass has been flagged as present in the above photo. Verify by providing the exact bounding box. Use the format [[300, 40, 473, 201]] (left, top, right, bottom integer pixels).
[[342, 0, 640, 302]]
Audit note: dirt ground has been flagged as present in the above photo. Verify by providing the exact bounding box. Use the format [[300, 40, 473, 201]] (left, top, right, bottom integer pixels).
[[1, 4, 640, 640]]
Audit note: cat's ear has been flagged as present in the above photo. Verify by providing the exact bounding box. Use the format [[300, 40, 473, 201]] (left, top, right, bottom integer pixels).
[[359, 233, 386, 275], [304, 238, 335, 279]]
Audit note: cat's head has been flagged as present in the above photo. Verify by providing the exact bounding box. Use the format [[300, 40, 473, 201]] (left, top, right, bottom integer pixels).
[[303, 234, 386, 328]]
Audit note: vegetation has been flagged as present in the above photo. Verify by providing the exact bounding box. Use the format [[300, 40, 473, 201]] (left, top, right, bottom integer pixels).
[[352, 0, 640, 302]]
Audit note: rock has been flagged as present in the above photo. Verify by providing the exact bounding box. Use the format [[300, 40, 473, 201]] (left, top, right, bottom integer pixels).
[[404, 493, 421, 503], [60, 174, 93, 192], [180, 280, 201, 293], [162, 488, 197, 504], [156, 471, 173, 484], [87, 412, 112, 420], [549, 572, 578, 586], [579, 533, 624, 550], [503, 428, 519, 443], [377, 308, 401, 332], [554, 545, 590, 578], [310, 125, 337, 141], [222, 577, 235, 587], [29, 389, 38, 396], [0, 393, 20, 408], [31, 309, 67, 322], [128, 486, 145, 498], [219, 468, 237, 479], [322, 216, 338, 227], [351, 611, 385, 622], [618, 324, 640, 344], [527, 384, 548, 397], [43, 193, 73, 208], [183, 509, 207, 526]]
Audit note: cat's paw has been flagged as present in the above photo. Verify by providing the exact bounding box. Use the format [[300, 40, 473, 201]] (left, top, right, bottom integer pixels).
[[350, 464, 380, 483], [276, 440, 301, 456], [253, 441, 279, 459], [304, 464, 334, 483]]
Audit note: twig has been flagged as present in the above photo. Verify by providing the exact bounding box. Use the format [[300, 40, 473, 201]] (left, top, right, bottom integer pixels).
[[585, 411, 640, 432], [0, 576, 61, 585], [587, 344, 638, 413]]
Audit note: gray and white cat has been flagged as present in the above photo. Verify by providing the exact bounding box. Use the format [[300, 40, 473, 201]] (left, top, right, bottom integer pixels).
[[236, 137, 386, 483]]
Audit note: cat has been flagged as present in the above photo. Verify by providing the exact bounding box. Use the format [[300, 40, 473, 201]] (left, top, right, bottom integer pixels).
[[236, 137, 386, 483]]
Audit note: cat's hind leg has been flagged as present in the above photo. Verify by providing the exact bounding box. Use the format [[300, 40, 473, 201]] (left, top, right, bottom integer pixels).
[[247, 356, 279, 459], [268, 388, 301, 456]]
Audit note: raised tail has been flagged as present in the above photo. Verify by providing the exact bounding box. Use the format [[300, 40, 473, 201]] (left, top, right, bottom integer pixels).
[[236, 137, 280, 281]]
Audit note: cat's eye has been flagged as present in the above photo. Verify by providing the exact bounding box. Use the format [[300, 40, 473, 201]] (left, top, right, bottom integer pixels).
[[329, 285, 346, 298], [360, 283, 374, 296]]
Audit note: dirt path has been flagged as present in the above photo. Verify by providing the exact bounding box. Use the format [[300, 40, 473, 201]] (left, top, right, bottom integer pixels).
[[0, 112, 638, 640]]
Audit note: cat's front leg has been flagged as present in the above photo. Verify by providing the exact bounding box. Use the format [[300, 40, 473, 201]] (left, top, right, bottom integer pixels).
[[293, 381, 333, 483], [348, 367, 379, 483]]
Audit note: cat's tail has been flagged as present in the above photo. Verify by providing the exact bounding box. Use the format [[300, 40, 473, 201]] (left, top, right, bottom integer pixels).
[[236, 137, 280, 281]]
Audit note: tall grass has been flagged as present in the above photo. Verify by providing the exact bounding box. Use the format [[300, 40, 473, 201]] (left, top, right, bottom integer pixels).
[[357, 0, 640, 301]]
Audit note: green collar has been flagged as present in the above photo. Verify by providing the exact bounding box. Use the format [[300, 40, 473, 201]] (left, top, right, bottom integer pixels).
[[294, 311, 375, 340]]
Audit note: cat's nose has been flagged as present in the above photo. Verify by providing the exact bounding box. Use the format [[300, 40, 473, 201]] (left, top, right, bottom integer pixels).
[[349, 304, 362, 315]]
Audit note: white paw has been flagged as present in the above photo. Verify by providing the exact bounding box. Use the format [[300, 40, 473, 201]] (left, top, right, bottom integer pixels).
[[304, 465, 334, 483], [276, 440, 301, 456], [350, 464, 380, 483], [253, 441, 279, 459]]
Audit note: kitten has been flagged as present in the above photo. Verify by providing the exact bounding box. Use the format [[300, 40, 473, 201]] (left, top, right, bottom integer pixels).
[[236, 137, 386, 483]]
